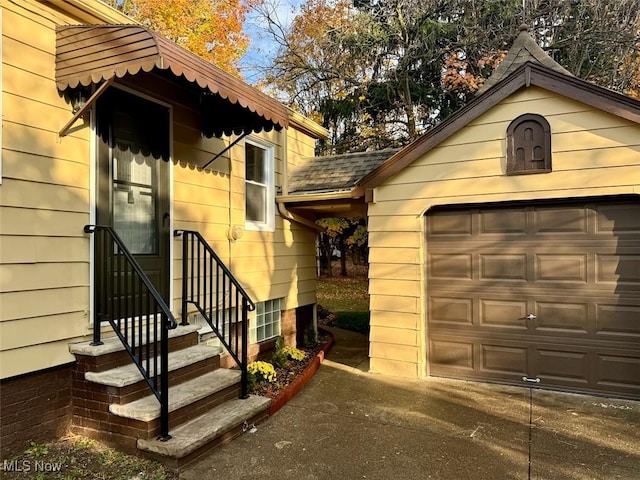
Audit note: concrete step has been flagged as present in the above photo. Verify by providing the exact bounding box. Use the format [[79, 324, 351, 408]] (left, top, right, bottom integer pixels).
[[70, 324, 200, 357], [137, 395, 271, 462], [85, 345, 223, 387], [110, 369, 241, 421]]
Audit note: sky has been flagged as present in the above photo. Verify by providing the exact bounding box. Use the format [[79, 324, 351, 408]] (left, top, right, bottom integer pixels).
[[239, 0, 304, 85]]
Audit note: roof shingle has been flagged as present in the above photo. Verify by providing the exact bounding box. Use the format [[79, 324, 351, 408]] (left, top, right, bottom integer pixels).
[[288, 149, 399, 194]]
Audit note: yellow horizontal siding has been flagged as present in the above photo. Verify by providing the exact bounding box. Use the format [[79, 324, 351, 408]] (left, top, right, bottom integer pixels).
[[369, 263, 421, 281], [0, 207, 89, 236], [3, 35, 55, 85], [3, 149, 89, 187], [376, 165, 639, 203], [369, 279, 421, 297], [0, 313, 88, 350], [369, 341, 419, 363], [369, 325, 419, 346], [369, 357, 420, 378], [368, 247, 420, 265], [3, 122, 90, 161], [0, 341, 78, 379], [370, 294, 418, 314], [1, 287, 88, 322], [369, 311, 420, 330], [367, 231, 422, 248], [0, 262, 87, 292], [0, 178, 88, 211]]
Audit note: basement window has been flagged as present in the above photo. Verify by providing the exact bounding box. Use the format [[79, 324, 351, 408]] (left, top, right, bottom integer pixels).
[[251, 298, 282, 343], [506, 114, 552, 175]]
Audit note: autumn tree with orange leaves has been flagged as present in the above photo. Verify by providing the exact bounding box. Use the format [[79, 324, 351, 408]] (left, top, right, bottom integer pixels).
[[102, 0, 259, 76]]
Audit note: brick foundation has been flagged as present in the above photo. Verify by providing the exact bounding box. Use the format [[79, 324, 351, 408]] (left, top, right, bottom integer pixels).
[[0, 364, 73, 459]]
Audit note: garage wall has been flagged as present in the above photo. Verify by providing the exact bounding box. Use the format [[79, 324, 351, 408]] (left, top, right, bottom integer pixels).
[[367, 86, 640, 378]]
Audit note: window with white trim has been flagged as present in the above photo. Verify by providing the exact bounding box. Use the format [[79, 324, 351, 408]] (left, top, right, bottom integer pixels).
[[245, 138, 275, 231], [251, 298, 282, 343]]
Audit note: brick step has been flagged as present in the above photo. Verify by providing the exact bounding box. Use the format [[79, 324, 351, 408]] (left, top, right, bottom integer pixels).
[[138, 395, 271, 468], [110, 369, 241, 422], [84, 345, 222, 388], [70, 325, 201, 372]]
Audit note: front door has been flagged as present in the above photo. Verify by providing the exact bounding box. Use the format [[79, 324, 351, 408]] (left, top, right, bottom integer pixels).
[[96, 87, 170, 301]]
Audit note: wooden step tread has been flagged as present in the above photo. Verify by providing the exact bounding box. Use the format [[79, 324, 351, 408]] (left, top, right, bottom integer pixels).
[[137, 395, 271, 459], [110, 369, 241, 421], [85, 345, 222, 387]]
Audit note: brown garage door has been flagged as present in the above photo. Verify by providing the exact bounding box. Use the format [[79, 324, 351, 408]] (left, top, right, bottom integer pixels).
[[426, 199, 640, 399]]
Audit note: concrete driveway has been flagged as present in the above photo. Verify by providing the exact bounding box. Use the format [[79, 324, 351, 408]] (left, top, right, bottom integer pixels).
[[180, 328, 639, 480]]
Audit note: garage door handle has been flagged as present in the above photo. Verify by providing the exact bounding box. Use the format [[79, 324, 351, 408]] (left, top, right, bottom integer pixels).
[[522, 376, 541, 383]]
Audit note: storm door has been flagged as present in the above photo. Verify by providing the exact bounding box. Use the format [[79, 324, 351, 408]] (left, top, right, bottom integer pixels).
[[96, 87, 170, 302]]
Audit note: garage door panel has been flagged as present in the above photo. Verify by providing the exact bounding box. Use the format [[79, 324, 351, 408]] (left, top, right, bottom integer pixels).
[[426, 200, 640, 399], [533, 206, 589, 234], [535, 254, 587, 283], [428, 211, 472, 236], [596, 254, 640, 284], [596, 304, 640, 337], [535, 301, 589, 334], [597, 354, 640, 392], [481, 344, 528, 375], [595, 203, 640, 234], [429, 297, 473, 325], [480, 209, 527, 235], [429, 253, 472, 279], [429, 339, 474, 372], [480, 299, 528, 329], [534, 348, 590, 384], [480, 254, 528, 280]]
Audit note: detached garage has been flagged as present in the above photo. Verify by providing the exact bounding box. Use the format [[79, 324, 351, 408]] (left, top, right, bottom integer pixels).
[[355, 28, 640, 399]]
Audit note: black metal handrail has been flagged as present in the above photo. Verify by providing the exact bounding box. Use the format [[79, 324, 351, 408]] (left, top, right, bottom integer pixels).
[[174, 229, 255, 398], [84, 225, 177, 441]]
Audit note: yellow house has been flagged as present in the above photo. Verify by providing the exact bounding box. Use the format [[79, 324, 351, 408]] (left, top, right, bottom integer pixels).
[[282, 26, 640, 401], [0, 0, 327, 462]]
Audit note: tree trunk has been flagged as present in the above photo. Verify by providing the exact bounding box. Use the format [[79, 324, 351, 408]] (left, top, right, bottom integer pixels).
[[339, 236, 347, 276]]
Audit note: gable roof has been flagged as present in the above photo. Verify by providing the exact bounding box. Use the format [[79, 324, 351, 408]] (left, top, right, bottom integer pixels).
[[288, 149, 399, 194], [354, 62, 640, 196], [55, 25, 289, 136], [476, 25, 572, 95]]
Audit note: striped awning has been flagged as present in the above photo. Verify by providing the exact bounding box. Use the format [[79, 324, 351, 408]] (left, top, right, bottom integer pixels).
[[55, 25, 289, 136]]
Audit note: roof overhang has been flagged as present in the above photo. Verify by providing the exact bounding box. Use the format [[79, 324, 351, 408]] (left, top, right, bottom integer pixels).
[[55, 24, 289, 136], [277, 191, 367, 218]]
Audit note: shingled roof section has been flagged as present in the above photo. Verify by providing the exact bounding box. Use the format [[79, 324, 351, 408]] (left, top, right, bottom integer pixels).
[[476, 24, 572, 96], [288, 149, 400, 194]]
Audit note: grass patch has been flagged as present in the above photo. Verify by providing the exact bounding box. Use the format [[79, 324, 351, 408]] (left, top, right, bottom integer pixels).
[[335, 311, 370, 334], [4, 435, 177, 480], [317, 264, 370, 334], [317, 273, 369, 313]]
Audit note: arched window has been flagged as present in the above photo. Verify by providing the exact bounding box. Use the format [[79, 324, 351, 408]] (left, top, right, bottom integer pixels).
[[506, 114, 551, 174]]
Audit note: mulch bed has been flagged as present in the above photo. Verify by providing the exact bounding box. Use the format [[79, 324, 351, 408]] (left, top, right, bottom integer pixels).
[[249, 329, 334, 410]]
